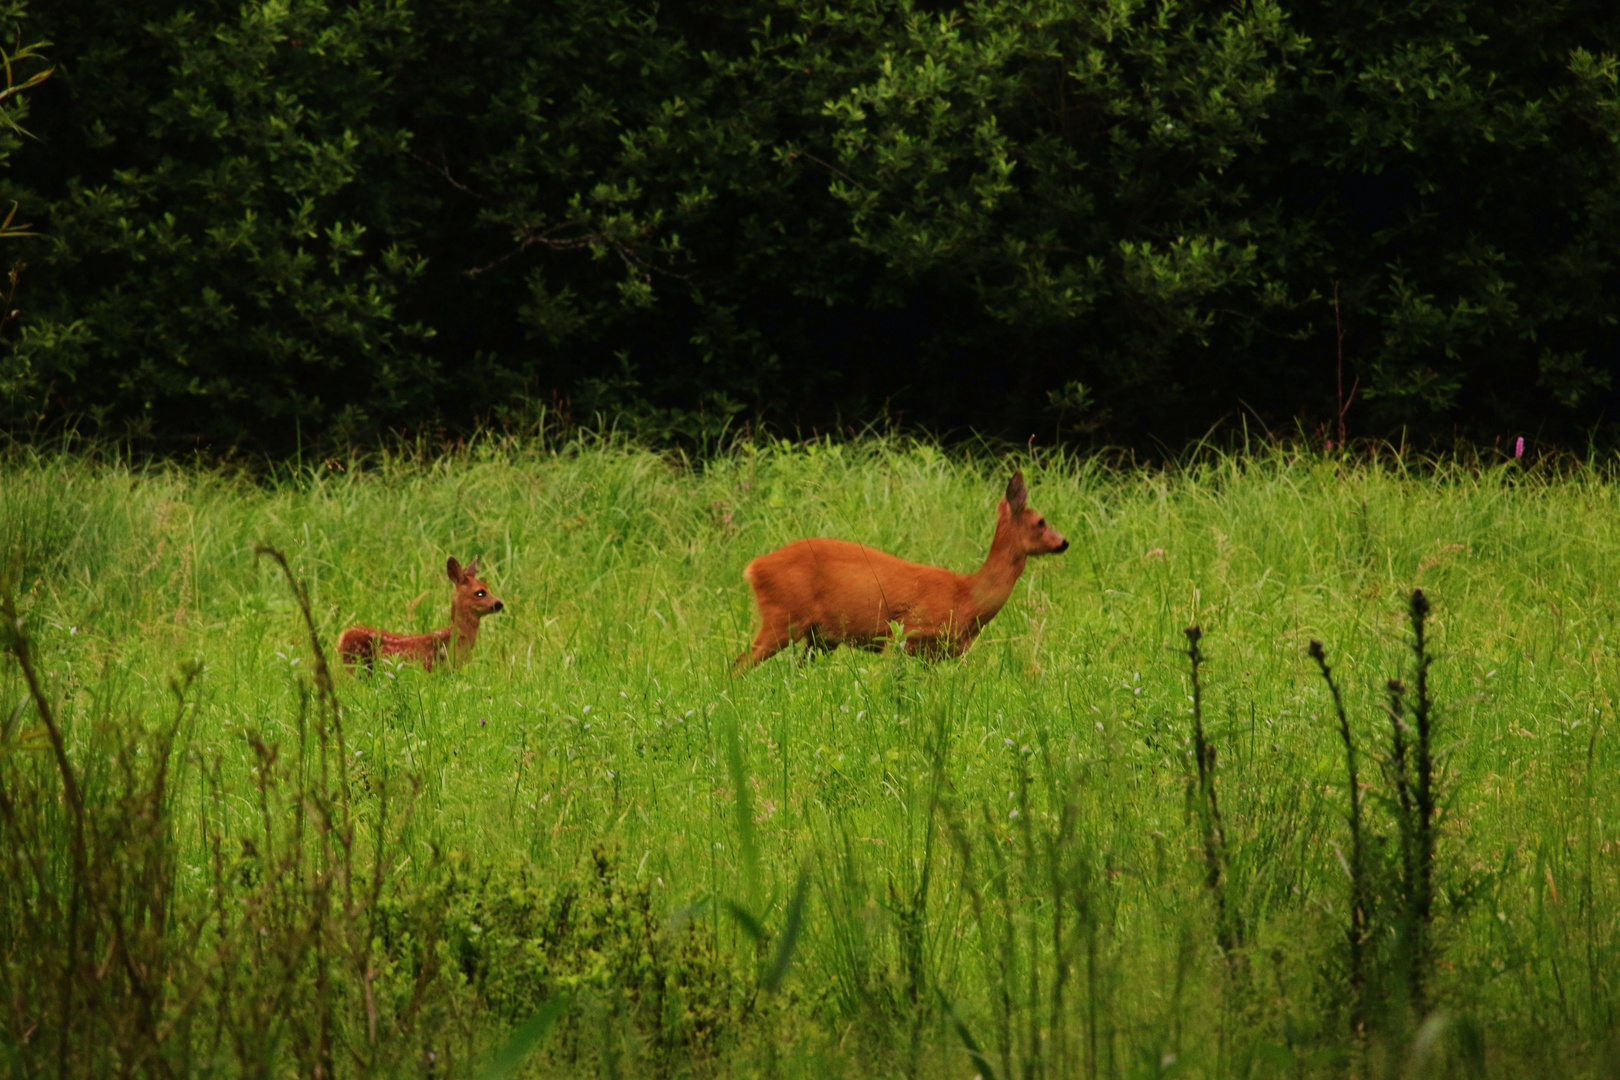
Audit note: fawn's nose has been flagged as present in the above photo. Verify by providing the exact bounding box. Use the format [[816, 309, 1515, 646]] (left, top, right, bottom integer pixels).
[[490, 600, 505, 612], [1053, 538, 1070, 554]]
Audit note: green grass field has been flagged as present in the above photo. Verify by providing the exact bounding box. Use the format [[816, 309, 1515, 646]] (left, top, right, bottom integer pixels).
[[3, 436, 1619, 1078]]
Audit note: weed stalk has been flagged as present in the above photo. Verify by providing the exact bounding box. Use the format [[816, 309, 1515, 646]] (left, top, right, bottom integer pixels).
[[1406, 589, 1437, 1016], [1185, 626, 1239, 957], [1380, 588, 1440, 1020], [1310, 639, 1367, 1045], [2, 588, 89, 1076]]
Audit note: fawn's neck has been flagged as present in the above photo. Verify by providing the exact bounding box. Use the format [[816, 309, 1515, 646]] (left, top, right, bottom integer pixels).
[[446, 603, 481, 661], [966, 520, 1027, 621]]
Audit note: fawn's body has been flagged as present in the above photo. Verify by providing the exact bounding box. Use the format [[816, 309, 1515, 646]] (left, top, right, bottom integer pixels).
[[338, 557, 503, 671], [735, 471, 1067, 669]]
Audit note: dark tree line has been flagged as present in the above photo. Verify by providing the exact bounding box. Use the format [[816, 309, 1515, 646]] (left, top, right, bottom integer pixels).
[[3, 0, 1619, 454]]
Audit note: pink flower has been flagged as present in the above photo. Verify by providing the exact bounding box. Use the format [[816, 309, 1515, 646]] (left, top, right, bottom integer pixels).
[[1514, 436, 1525, 459]]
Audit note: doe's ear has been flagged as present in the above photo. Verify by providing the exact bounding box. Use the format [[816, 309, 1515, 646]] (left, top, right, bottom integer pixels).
[[1005, 470, 1027, 512], [446, 556, 463, 583], [465, 557, 480, 577]]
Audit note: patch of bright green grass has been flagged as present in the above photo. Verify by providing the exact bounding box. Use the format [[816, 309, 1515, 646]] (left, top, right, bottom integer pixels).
[[4, 436, 1620, 1076]]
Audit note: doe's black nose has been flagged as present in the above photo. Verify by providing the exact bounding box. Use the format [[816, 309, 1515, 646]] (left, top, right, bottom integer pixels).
[[1054, 539, 1070, 554], [491, 600, 505, 612]]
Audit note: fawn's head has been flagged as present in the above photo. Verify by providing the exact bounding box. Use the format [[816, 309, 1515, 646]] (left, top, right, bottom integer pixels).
[[998, 471, 1069, 557], [447, 557, 504, 619]]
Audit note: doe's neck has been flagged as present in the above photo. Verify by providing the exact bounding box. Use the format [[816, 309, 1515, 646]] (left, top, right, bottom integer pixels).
[[967, 520, 1028, 617]]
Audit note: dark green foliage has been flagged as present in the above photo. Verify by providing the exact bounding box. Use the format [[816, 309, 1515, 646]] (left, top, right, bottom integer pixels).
[[794, 0, 1312, 437], [444, 850, 740, 1063], [0, 0, 52, 411], [0, 0, 51, 227], [7, 0, 1620, 451], [8, 0, 432, 446]]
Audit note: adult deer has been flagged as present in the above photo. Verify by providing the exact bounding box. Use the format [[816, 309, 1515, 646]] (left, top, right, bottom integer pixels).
[[735, 471, 1066, 670]]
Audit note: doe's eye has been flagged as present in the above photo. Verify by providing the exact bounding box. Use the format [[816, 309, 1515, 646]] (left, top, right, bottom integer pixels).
[[475, 590, 487, 597], [1036, 519, 1046, 528]]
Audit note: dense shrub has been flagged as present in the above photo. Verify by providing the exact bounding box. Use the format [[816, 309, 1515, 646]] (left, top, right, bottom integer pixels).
[[4, 0, 1620, 451]]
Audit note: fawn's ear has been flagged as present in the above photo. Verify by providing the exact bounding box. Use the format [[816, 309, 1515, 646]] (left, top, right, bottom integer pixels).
[[465, 557, 480, 577], [446, 556, 463, 583], [1005, 470, 1027, 513]]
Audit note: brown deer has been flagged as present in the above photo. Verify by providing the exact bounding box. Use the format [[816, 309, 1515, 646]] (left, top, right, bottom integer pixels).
[[338, 557, 503, 671], [735, 471, 1067, 670]]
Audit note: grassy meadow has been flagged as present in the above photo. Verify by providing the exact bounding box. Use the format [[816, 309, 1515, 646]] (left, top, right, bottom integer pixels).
[[3, 435, 1620, 1078]]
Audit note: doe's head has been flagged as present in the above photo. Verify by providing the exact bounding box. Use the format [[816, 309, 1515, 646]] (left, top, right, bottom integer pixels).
[[999, 471, 1069, 557], [447, 556, 505, 618]]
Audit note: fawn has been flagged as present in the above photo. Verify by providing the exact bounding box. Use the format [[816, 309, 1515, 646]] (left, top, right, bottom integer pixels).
[[338, 557, 504, 671], [734, 470, 1067, 670]]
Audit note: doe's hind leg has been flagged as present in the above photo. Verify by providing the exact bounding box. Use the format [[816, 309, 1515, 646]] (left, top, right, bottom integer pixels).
[[797, 628, 842, 668], [734, 610, 813, 673], [734, 625, 790, 672]]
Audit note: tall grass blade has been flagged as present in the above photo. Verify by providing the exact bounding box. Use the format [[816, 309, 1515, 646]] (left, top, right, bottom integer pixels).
[[477, 995, 573, 1080], [719, 708, 762, 908], [940, 991, 1001, 1080], [724, 899, 767, 943], [762, 865, 811, 994]]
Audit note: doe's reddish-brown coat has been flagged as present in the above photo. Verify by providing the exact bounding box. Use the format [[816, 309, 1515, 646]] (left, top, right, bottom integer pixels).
[[338, 557, 503, 671], [735, 471, 1067, 670]]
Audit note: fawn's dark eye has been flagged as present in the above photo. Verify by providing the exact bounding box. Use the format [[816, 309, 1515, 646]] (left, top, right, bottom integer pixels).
[[475, 590, 486, 597], [1036, 519, 1046, 528]]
